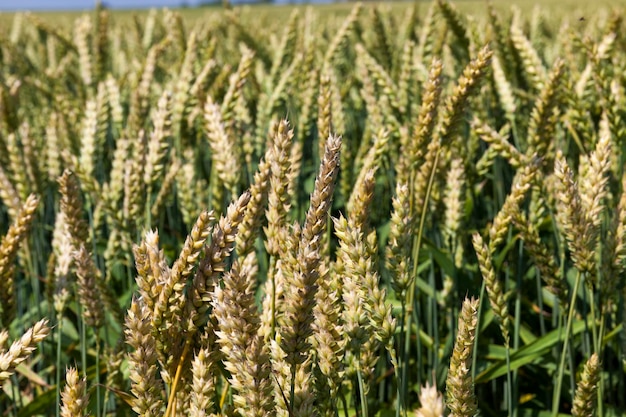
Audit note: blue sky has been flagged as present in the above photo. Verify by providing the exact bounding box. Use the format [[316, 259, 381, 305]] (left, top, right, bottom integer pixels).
[[0, 1, 205, 11]]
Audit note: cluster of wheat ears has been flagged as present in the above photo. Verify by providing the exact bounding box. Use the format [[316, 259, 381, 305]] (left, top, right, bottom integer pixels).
[[0, 0, 625, 416]]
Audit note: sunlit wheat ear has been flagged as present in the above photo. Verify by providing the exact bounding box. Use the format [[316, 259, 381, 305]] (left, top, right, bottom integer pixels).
[[171, 28, 197, 139], [415, 0, 439, 65], [337, 212, 395, 388], [397, 40, 415, 114], [312, 259, 344, 413], [221, 44, 255, 129], [328, 69, 345, 138], [443, 158, 465, 245], [472, 233, 510, 345], [437, 0, 471, 59], [334, 215, 367, 348], [0, 319, 49, 383], [189, 191, 251, 326], [150, 156, 181, 218], [50, 223, 73, 316], [213, 263, 274, 416], [317, 70, 332, 158], [205, 96, 240, 196], [73, 15, 93, 90], [355, 57, 383, 143], [0, 164, 21, 219], [348, 129, 388, 215], [369, 6, 392, 70], [488, 162, 538, 252], [603, 174, 626, 305], [58, 170, 89, 248], [446, 297, 479, 417], [73, 245, 106, 329], [0, 193, 39, 325], [143, 90, 172, 188], [106, 136, 130, 208], [269, 9, 299, 85], [412, 136, 441, 222], [126, 41, 163, 136], [265, 119, 294, 259], [295, 66, 319, 192], [572, 353, 600, 417], [236, 157, 272, 260], [176, 151, 197, 227], [17, 123, 42, 200], [238, 335, 275, 417], [78, 97, 97, 182], [124, 130, 148, 224], [526, 59, 565, 159], [125, 298, 164, 417], [171, 210, 215, 287], [105, 75, 124, 130], [579, 115, 611, 231], [512, 208, 568, 306], [472, 119, 523, 169], [416, 382, 444, 417], [356, 42, 400, 114], [144, 229, 176, 333], [419, 45, 491, 213], [323, 2, 361, 64], [553, 151, 596, 275], [279, 133, 341, 367], [387, 182, 412, 299], [437, 45, 492, 147], [348, 168, 376, 232], [510, 13, 546, 91], [491, 54, 517, 124], [132, 230, 165, 318], [3, 115, 27, 190], [60, 367, 90, 417], [189, 347, 216, 417]]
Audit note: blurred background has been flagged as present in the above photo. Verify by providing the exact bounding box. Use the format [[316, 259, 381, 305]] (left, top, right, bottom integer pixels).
[[0, 0, 337, 10]]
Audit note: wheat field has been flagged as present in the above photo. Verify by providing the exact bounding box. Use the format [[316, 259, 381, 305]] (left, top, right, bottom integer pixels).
[[0, 1, 625, 416]]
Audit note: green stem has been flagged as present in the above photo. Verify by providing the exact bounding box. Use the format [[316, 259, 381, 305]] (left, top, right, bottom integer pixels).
[[506, 344, 512, 417], [512, 239, 524, 417], [55, 313, 63, 417], [80, 306, 88, 379], [396, 301, 407, 416], [552, 270, 583, 417], [341, 392, 349, 417], [400, 289, 412, 414], [11, 374, 20, 416], [535, 272, 547, 336], [403, 147, 441, 414], [95, 333, 101, 417], [386, 342, 402, 417], [356, 350, 368, 417], [586, 283, 599, 354], [598, 312, 606, 416], [145, 188, 153, 229], [290, 364, 296, 417], [24, 245, 42, 332], [587, 283, 602, 417]]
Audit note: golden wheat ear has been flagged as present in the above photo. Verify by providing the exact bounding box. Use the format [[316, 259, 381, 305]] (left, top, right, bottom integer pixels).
[[0, 319, 49, 387], [572, 353, 600, 417], [60, 367, 90, 417], [446, 297, 480, 417]]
